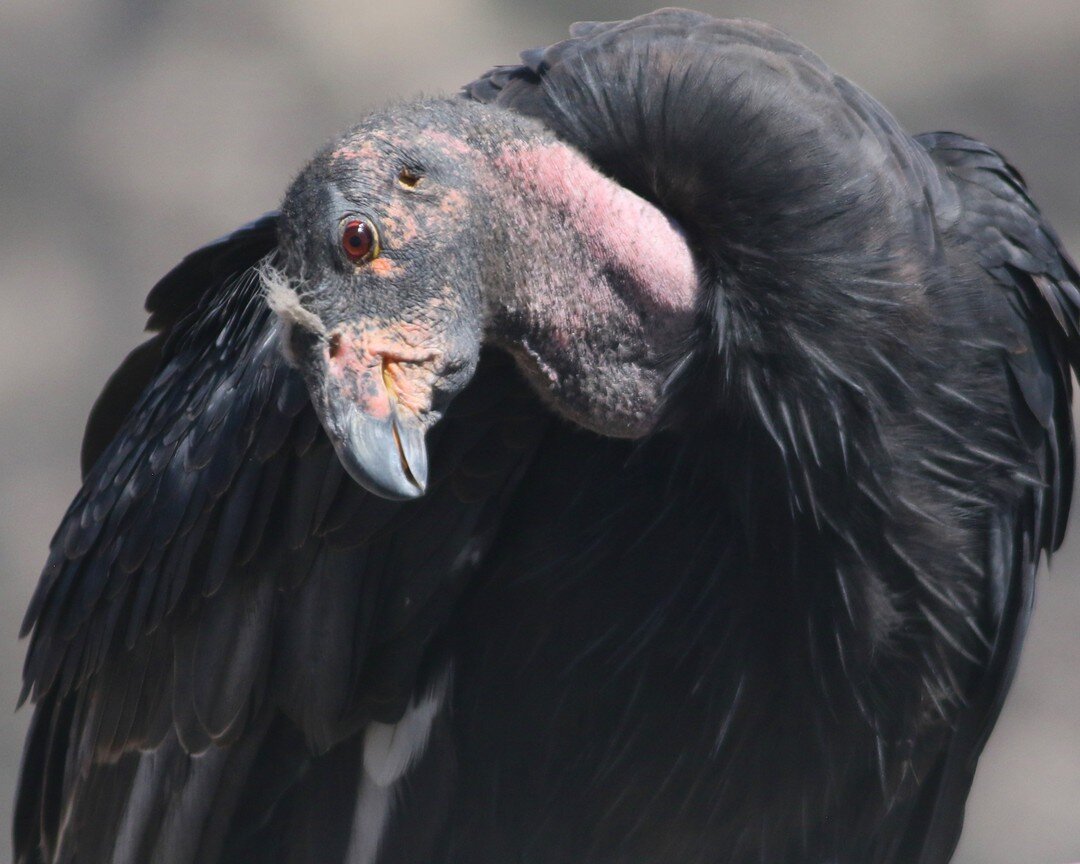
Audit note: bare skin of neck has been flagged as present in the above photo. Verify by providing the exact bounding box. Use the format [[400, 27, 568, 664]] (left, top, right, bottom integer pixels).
[[486, 140, 701, 437]]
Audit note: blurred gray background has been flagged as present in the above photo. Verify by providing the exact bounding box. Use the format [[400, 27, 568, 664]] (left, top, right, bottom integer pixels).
[[1, 1, 1077, 861]]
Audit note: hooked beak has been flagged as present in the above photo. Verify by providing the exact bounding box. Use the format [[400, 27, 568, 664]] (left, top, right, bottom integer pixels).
[[263, 269, 480, 501], [306, 330, 439, 501], [321, 386, 429, 500]]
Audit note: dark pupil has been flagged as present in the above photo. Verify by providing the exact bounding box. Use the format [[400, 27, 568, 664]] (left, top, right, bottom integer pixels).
[[343, 221, 372, 260]]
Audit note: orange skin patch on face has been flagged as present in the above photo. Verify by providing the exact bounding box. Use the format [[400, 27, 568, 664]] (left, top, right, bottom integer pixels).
[[425, 286, 460, 314], [391, 319, 439, 346], [437, 188, 468, 218], [330, 140, 381, 164], [381, 200, 421, 245], [382, 358, 435, 417], [369, 257, 401, 277], [326, 320, 442, 420]]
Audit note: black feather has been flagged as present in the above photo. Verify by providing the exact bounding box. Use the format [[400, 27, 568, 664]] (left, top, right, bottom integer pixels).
[[15, 11, 1080, 864]]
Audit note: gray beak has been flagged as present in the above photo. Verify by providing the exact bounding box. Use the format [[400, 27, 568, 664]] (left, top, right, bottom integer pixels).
[[320, 394, 429, 501]]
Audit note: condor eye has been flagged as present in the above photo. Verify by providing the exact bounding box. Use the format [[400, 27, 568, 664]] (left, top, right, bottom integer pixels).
[[340, 218, 379, 264]]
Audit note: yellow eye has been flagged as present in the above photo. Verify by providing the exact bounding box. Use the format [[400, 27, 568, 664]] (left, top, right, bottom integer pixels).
[[341, 218, 379, 264]]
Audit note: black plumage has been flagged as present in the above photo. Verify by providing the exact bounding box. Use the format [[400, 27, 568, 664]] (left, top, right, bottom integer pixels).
[[13, 10, 1080, 864]]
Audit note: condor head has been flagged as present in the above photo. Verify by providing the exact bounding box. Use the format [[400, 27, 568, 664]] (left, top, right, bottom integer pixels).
[[266, 99, 698, 500]]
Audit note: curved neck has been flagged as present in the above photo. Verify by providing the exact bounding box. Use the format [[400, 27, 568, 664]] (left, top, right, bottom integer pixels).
[[482, 138, 701, 437]]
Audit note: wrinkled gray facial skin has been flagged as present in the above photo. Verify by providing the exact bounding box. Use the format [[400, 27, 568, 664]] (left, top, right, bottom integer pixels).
[[268, 103, 493, 500], [267, 98, 699, 500]]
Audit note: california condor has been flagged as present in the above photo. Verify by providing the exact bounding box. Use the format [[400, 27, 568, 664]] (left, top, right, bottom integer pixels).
[[14, 9, 1080, 864]]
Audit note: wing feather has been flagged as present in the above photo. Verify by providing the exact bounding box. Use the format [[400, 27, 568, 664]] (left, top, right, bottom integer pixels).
[[891, 131, 1080, 862], [15, 215, 550, 862]]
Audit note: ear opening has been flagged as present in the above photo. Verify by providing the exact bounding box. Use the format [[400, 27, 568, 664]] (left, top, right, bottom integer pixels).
[[397, 167, 423, 189]]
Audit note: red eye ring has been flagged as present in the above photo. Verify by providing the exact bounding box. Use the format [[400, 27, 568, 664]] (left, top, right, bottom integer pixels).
[[341, 218, 379, 264]]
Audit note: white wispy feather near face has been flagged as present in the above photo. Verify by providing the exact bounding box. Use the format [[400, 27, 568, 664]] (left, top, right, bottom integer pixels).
[[258, 258, 327, 365]]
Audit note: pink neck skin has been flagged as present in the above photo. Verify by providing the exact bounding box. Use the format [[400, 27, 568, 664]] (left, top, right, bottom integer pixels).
[[495, 142, 699, 320], [488, 140, 701, 438]]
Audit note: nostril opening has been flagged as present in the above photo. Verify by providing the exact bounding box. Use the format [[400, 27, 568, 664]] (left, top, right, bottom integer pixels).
[[328, 332, 343, 360]]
